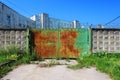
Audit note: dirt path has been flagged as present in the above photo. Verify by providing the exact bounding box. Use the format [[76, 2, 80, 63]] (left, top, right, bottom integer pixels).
[[1, 60, 112, 80]]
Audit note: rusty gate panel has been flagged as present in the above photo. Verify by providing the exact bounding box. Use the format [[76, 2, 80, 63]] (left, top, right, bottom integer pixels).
[[60, 29, 79, 58], [59, 28, 90, 57], [32, 28, 90, 58], [32, 29, 58, 58]]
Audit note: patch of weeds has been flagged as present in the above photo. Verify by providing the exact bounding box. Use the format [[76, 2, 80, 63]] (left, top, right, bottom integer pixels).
[[66, 57, 70, 62], [39, 60, 61, 67], [47, 60, 60, 67], [0, 46, 20, 64], [0, 48, 34, 78], [68, 52, 120, 80], [30, 51, 45, 61], [67, 63, 84, 69], [94, 51, 108, 57], [0, 65, 12, 78]]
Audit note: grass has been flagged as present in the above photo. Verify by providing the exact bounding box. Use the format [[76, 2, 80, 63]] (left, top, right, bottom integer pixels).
[[0, 46, 20, 64], [1, 49, 120, 80], [0, 46, 36, 78], [68, 52, 120, 80]]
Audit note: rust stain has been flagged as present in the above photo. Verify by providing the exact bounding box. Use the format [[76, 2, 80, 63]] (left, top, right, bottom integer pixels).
[[33, 31, 58, 58], [60, 30, 79, 57], [32, 30, 80, 58]]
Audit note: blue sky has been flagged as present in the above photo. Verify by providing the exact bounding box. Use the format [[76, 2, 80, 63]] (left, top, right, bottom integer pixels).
[[0, 0, 120, 26]]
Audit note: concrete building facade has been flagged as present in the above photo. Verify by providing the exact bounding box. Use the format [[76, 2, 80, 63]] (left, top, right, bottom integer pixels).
[[0, 2, 35, 28], [30, 13, 80, 29], [92, 28, 120, 53]]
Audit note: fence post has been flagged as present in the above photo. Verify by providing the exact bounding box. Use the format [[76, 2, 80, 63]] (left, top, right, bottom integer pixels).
[[89, 28, 92, 54], [58, 28, 60, 58], [26, 28, 29, 54]]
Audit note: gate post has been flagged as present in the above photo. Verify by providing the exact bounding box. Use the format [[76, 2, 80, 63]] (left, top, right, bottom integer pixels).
[[58, 28, 60, 58]]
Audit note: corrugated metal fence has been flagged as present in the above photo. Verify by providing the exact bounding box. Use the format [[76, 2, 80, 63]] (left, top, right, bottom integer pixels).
[[31, 28, 91, 58]]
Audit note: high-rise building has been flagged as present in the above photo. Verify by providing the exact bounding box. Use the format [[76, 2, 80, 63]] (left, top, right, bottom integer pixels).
[[73, 20, 80, 28], [30, 13, 81, 29], [0, 2, 80, 29], [0, 2, 35, 28]]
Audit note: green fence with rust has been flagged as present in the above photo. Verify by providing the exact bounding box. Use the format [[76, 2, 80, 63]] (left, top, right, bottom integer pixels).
[[31, 28, 91, 58]]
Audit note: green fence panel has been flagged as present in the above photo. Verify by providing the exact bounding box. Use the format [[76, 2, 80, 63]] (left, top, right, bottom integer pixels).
[[75, 28, 91, 56]]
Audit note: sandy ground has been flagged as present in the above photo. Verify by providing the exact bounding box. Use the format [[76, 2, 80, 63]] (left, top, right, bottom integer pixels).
[[1, 60, 112, 80]]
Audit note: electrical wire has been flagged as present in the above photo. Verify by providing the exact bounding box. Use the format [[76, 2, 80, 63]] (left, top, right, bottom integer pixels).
[[1, 0, 33, 16], [104, 16, 120, 26]]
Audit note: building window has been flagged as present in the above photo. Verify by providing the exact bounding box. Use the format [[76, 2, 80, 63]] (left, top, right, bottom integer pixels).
[[7, 15, 11, 27], [23, 24, 25, 28], [19, 23, 22, 27], [2, 4, 4, 10]]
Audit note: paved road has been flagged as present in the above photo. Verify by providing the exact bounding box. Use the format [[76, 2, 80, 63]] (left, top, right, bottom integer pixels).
[[1, 63, 111, 80]]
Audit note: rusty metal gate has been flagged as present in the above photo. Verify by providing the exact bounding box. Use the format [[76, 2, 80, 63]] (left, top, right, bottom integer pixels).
[[31, 28, 90, 58]]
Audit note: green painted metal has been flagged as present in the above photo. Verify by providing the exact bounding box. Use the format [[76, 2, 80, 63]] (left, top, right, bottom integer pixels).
[[31, 28, 91, 58], [75, 28, 91, 56]]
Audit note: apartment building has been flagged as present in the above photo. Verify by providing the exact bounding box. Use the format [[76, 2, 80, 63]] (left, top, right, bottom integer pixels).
[[0, 2, 35, 28], [30, 13, 80, 29]]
